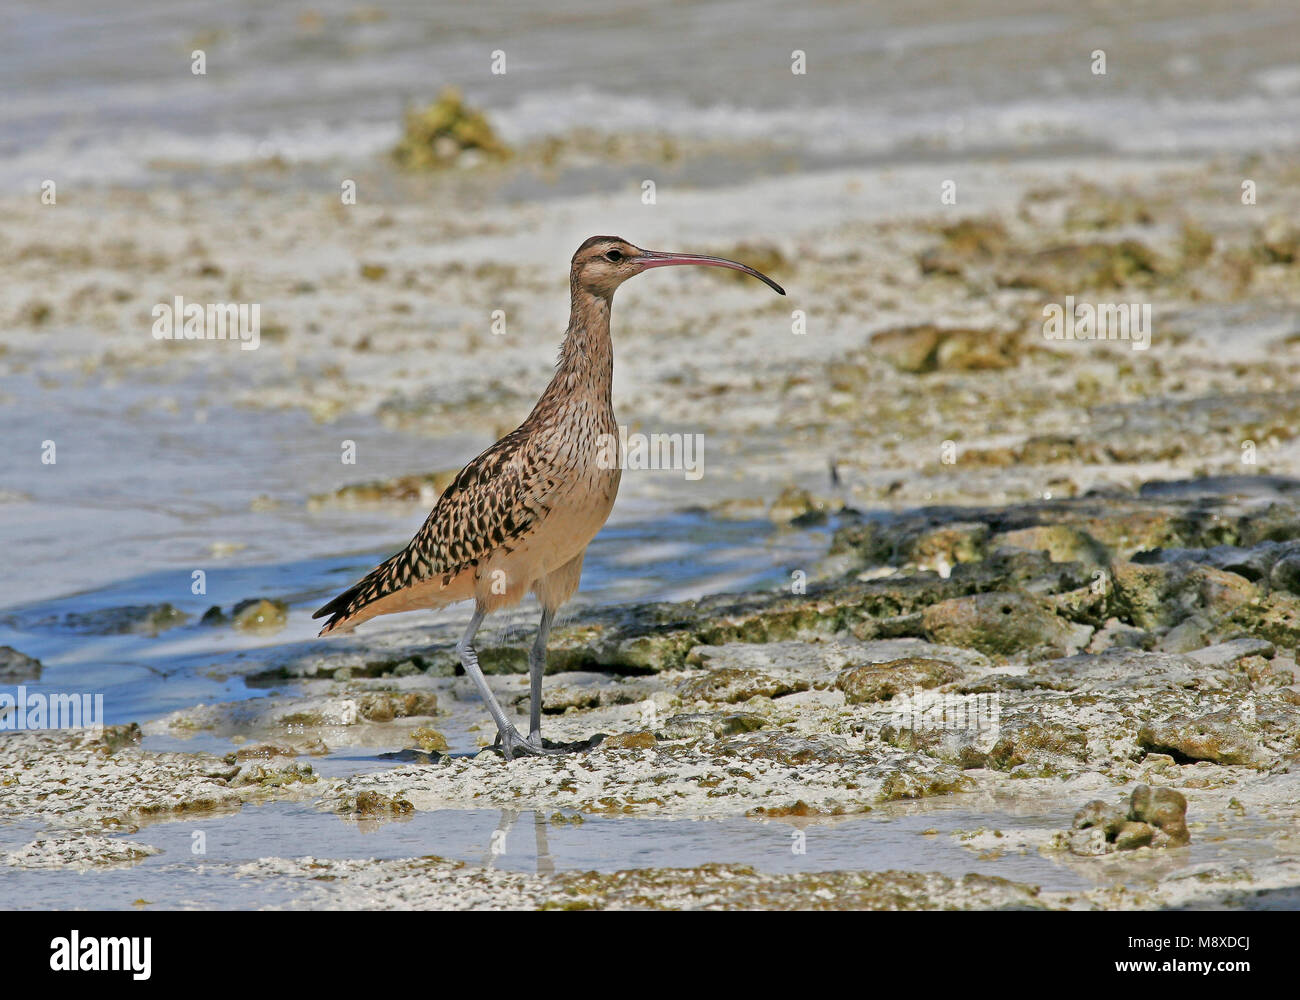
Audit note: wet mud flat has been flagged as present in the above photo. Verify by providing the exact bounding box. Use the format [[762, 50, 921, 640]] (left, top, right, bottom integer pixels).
[[4, 116, 1300, 907], [5, 474, 1300, 909]]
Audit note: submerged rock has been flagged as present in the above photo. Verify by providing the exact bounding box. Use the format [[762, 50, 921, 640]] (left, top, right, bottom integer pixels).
[[1129, 785, 1191, 846], [310, 469, 459, 507], [0, 645, 42, 681], [232, 598, 289, 632], [356, 691, 439, 722], [1069, 785, 1189, 855], [4, 834, 160, 871], [408, 726, 449, 752], [62, 603, 189, 636], [341, 790, 414, 817]]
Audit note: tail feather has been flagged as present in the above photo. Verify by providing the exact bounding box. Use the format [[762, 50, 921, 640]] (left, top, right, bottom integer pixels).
[[314, 550, 411, 635]]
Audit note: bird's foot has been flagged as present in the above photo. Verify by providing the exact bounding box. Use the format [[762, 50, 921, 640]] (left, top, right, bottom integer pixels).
[[492, 727, 573, 760]]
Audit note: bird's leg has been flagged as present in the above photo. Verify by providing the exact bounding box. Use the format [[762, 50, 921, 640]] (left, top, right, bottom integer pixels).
[[456, 607, 530, 760], [525, 607, 555, 751], [533, 810, 554, 877]]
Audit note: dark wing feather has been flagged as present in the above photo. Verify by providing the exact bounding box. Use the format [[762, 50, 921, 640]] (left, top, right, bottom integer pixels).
[[313, 428, 553, 633]]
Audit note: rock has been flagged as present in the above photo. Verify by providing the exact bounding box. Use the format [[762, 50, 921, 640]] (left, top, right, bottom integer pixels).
[[1137, 712, 1259, 766], [392, 87, 510, 169], [1030, 648, 1234, 692], [4, 834, 161, 870], [356, 692, 439, 722], [1110, 561, 1257, 631], [1129, 785, 1190, 846], [699, 731, 860, 767], [224, 743, 296, 763], [342, 790, 414, 816], [870, 324, 942, 373], [1255, 216, 1300, 264], [62, 603, 188, 636], [837, 657, 965, 705], [918, 217, 1010, 276], [921, 592, 1086, 656], [1184, 638, 1277, 669], [904, 523, 989, 574], [768, 486, 833, 524], [100, 723, 143, 754], [1232, 593, 1300, 647], [1157, 615, 1214, 653], [601, 731, 657, 751], [990, 525, 1108, 567], [1069, 827, 1111, 857], [1137, 543, 1281, 582], [232, 598, 289, 632], [1073, 799, 1126, 837], [200, 605, 227, 626], [870, 324, 1015, 374], [0, 646, 42, 681], [876, 721, 994, 770], [999, 238, 1168, 293], [311, 470, 459, 508], [987, 718, 1089, 772], [1270, 551, 1300, 594], [1114, 821, 1156, 851], [678, 668, 809, 704], [1086, 619, 1154, 653], [1067, 785, 1190, 856], [408, 727, 448, 752], [232, 761, 317, 788], [657, 713, 766, 741]]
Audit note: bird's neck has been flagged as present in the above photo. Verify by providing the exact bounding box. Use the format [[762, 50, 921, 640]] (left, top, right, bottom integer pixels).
[[539, 288, 615, 414]]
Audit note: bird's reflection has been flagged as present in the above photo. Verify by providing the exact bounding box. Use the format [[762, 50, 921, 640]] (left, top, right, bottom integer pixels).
[[485, 809, 555, 876]]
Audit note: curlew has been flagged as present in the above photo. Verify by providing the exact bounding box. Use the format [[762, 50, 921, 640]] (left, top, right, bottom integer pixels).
[[314, 236, 785, 758]]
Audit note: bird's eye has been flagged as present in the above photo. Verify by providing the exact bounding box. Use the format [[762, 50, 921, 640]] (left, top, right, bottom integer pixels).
[[604, 249, 623, 262]]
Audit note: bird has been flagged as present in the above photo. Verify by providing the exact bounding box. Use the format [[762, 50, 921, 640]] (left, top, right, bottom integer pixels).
[[314, 236, 785, 759]]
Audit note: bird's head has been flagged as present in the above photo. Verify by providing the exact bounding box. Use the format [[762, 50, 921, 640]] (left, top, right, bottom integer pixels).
[[570, 235, 786, 300]]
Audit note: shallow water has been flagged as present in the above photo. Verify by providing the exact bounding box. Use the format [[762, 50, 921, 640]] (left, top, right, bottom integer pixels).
[[0, 343, 828, 729], [4, 0, 1299, 188], [0, 503, 825, 729], [2, 797, 1288, 909], [0, 802, 1083, 909]]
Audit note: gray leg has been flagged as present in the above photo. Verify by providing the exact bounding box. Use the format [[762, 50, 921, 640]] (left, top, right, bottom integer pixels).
[[456, 607, 528, 760], [526, 607, 555, 749], [485, 809, 519, 869], [533, 810, 554, 877]]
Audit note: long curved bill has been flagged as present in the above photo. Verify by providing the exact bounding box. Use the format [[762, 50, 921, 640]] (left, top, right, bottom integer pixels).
[[636, 249, 786, 295]]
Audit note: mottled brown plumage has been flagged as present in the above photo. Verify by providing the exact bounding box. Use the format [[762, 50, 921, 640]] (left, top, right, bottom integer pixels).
[[313, 236, 784, 758]]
